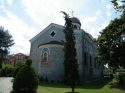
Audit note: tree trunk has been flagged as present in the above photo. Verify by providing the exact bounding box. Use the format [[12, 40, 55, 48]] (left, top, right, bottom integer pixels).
[[72, 86, 74, 93]]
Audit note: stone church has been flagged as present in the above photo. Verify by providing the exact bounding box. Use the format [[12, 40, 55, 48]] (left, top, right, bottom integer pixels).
[[30, 17, 103, 83]]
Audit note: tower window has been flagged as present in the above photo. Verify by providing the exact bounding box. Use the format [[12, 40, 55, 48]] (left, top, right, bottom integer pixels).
[[90, 55, 92, 67], [50, 31, 56, 37], [84, 53, 87, 65], [74, 25, 77, 29]]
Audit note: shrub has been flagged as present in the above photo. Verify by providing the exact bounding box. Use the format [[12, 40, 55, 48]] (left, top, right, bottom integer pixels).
[[119, 73, 125, 85], [13, 60, 39, 92], [0, 64, 14, 77], [25, 59, 32, 66], [15, 61, 25, 68], [13, 61, 25, 78], [114, 72, 125, 86]]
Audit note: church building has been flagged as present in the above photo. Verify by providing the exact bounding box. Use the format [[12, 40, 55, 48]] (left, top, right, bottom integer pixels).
[[30, 17, 103, 83]]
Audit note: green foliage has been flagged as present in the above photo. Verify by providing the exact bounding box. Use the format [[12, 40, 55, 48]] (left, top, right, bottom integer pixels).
[[25, 59, 32, 66], [62, 11, 79, 93], [97, 17, 125, 68], [13, 61, 25, 78], [13, 59, 39, 92], [111, 0, 125, 18], [111, 0, 125, 12], [15, 61, 25, 68], [0, 26, 14, 68], [0, 64, 14, 76], [114, 72, 125, 86]]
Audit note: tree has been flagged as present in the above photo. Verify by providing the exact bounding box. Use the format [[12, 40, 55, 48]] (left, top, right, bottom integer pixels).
[[13, 59, 39, 93], [61, 11, 79, 93], [111, 0, 125, 17], [0, 26, 14, 68], [97, 17, 125, 70], [111, 0, 125, 12]]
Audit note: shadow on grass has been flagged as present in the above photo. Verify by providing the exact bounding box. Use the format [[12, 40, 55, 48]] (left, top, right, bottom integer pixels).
[[109, 82, 125, 90], [39, 83, 68, 88], [77, 77, 112, 89], [39, 77, 112, 89]]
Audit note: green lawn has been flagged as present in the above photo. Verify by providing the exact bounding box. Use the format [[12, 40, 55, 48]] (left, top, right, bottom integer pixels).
[[38, 78, 125, 93]]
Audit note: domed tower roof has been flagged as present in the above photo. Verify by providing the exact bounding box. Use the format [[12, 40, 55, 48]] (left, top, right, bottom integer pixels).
[[71, 17, 81, 26]]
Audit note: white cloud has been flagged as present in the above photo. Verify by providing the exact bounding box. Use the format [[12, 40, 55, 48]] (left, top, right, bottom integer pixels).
[[0, 0, 118, 55], [80, 9, 111, 38], [22, 0, 85, 27], [22, 0, 113, 39], [106, 4, 113, 17], [81, 10, 104, 38], [0, 10, 37, 55], [5, 0, 13, 5]]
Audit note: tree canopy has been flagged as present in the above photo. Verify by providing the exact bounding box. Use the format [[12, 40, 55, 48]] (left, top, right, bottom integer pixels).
[[111, 0, 125, 12], [0, 26, 14, 68], [97, 16, 125, 69]]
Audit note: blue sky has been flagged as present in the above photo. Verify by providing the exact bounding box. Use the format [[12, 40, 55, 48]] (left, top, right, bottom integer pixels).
[[0, 0, 121, 55]]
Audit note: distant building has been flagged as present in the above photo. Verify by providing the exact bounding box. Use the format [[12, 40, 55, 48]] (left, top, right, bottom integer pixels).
[[30, 17, 103, 83], [14, 53, 28, 61], [6, 53, 28, 67]]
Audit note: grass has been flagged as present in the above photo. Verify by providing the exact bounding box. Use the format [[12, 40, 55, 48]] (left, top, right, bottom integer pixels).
[[38, 78, 125, 93]]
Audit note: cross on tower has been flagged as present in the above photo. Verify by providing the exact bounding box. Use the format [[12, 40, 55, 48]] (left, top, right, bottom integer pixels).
[[71, 11, 74, 17]]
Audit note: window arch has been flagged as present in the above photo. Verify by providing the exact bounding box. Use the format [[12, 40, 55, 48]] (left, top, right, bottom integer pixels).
[[41, 48, 49, 63], [42, 52, 48, 62]]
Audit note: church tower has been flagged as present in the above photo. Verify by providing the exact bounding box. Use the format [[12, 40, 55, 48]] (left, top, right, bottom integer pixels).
[[71, 17, 81, 30], [70, 17, 84, 82]]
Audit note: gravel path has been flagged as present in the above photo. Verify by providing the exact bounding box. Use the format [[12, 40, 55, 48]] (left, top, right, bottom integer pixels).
[[0, 77, 13, 93]]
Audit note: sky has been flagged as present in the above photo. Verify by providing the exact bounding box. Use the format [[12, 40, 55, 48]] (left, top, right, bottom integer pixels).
[[0, 0, 121, 55]]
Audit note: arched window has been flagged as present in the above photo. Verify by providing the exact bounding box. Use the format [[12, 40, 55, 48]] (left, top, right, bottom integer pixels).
[[41, 48, 49, 63], [74, 25, 77, 29], [42, 52, 48, 62]]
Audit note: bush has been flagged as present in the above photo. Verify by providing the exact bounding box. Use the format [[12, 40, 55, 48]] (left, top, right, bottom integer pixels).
[[13, 60, 39, 92], [13, 61, 25, 78], [119, 73, 125, 85], [13, 66, 23, 78], [25, 59, 32, 66], [0, 64, 14, 77], [15, 61, 25, 68], [114, 72, 125, 86]]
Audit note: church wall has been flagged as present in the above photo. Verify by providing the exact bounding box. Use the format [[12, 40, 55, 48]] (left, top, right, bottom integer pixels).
[[30, 25, 65, 76], [30, 25, 66, 82], [31, 26, 65, 46], [30, 23, 103, 84], [38, 44, 64, 82], [30, 42, 40, 74], [81, 31, 102, 81], [74, 29, 84, 83]]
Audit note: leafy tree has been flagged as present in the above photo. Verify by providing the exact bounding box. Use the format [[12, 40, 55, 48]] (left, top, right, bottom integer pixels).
[[13, 59, 39, 93], [61, 11, 79, 93], [97, 17, 125, 70], [111, 0, 125, 12], [0, 26, 14, 68]]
